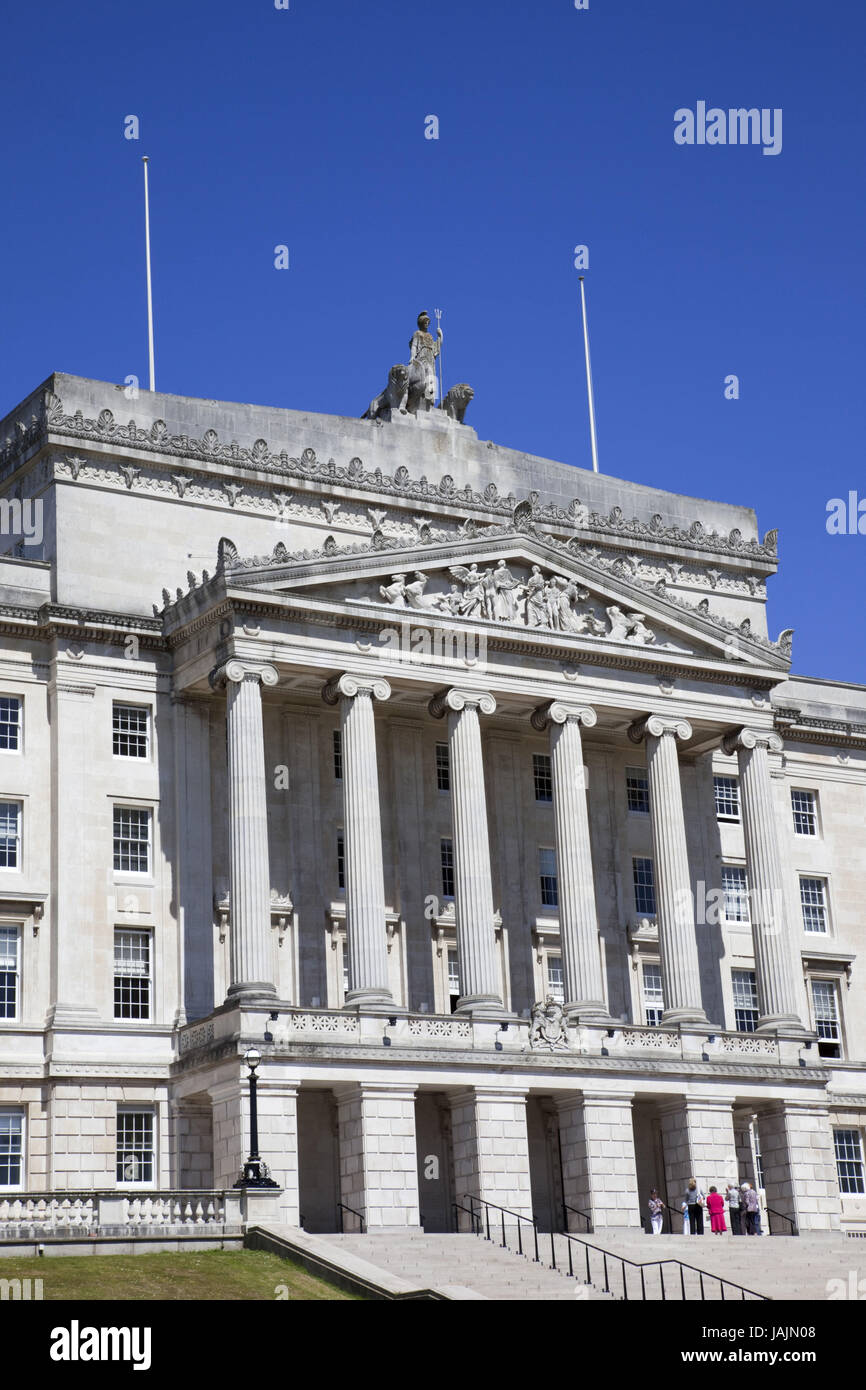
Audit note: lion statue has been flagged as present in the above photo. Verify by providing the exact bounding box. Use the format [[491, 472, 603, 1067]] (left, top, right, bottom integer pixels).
[[362, 363, 409, 421], [442, 382, 474, 424]]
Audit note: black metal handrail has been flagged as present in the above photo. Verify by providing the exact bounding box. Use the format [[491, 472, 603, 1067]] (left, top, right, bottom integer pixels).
[[765, 1205, 798, 1236], [336, 1201, 366, 1233], [562, 1201, 593, 1234], [460, 1193, 540, 1262], [550, 1230, 768, 1301], [452, 1200, 482, 1235]]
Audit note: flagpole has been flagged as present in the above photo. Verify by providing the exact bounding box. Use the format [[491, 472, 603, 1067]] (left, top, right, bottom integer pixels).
[[578, 275, 599, 473], [142, 156, 156, 392]]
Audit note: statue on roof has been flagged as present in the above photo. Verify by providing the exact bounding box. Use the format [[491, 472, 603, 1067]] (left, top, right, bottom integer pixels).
[[407, 311, 442, 414], [362, 311, 474, 424]]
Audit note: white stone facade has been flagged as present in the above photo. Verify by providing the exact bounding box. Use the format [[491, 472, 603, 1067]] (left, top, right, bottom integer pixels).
[[0, 372, 864, 1237]]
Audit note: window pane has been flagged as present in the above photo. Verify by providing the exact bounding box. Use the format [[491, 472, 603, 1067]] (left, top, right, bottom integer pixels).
[[440, 839, 454, 899], [113, 808, 150, 873], [0, 697, 21, 752], [792, 788, 817, 836], [332, 730, 342, 781], [0, 926, 18, 1020], [113, 704, 148, 758], [337, 832, 345, 891], [800, 877, 827, 933], [116, 1110, 154, 1183], [533, 754, 552, 803], [539, 847, 558, 908], [626, 767, 649, 814], [732, 969, 758, 1032], [436, 743, 450, 793], [633, 858, 656, 916], [834, 1130, 866, 1195], [0, 1111, 23, 1185], [0, 801, 20, 869], [722, 865, 750, 923], [714, 775, 740, 820], [114, 930, 151, 1020], [547, 955, 564, 1003], [447, 948, 460, 995]]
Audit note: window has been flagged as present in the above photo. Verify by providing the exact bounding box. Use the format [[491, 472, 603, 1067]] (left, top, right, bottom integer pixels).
[[112, 704, 149, 759], [547, 954, 564, 1004], [732, 969, 758, 1032], [834, 1130, 865, 1196], [754, 1127, 765, 1190], [792, 788, 817, 837], [435, 742, 450, 793], [0, 697, 21, 752], [116, 1110, 154, 1184], [332, 730, 342, 781], [641, 962, 664, 1026], [632, 857, 656, 916], [440, 839, 454, 899], [533, 753, 552, 803], [342, 942, 349, 996], [722, 865, 750, 924], [714, 775, 740, 821], [0, 1110, 23, 1187], [447, 948, 460, 1011], [626, 767, 650, 814], [811, 979, 841, 1059], [0, 926, 20, 1020], [800, 877, 828, 934], [114, 930, 151, 1020], [0, 802, 20, 870], [337, 832, 345, 892], [113, 808, 151, 874], [539, 847, 558, 908]]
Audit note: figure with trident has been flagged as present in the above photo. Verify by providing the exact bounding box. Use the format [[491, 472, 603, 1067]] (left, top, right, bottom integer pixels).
[[406, 310, 442, 414]]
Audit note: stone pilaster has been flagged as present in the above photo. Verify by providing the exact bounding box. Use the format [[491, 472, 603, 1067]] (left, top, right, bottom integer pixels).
[[322, 673, 394, 1010], [756, 1103, 841, 1233], [721, 727, 808, 1035], [532, 701, 609, 1021], [335, 1085, 421, 1230], [449, 1088, 533, 1219], [429, 688, 502, 1016], [629, 714, 709, 1026], [212, 660, 279, 1002], [556, 1092, 640, 1230], [659, 1097, 738, 1204]]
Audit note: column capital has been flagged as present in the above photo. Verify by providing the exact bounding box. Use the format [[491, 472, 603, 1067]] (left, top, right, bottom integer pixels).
[[721, 726, 783, 756], [322, 672, 391, 705], [531, 700, 597, 732], [628, 713, 692, 744], [428, 687, 496, 719], [209, 659, 278, 690]]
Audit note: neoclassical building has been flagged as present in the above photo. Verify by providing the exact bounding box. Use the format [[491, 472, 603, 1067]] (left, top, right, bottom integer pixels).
[[0, 361, 864, 1237]]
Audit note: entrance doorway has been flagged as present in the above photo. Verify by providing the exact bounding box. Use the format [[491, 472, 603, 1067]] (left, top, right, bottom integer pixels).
[[526, 1097, 564, 1232], [297, 1090, 339, 1232], [415, 1092, 454, 1232]]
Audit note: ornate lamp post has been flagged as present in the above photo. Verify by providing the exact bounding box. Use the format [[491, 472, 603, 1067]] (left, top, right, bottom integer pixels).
[[234, 1046, 278, 1189]]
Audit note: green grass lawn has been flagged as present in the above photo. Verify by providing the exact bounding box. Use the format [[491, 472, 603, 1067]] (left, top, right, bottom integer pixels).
[[0, 1248, 361, 1300]]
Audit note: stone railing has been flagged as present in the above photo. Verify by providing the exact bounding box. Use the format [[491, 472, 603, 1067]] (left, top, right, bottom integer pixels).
[[0, 1191, 244, 1240]]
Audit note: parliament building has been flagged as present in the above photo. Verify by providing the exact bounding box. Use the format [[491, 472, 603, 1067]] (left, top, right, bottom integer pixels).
[[0, 355, 864, 1240]]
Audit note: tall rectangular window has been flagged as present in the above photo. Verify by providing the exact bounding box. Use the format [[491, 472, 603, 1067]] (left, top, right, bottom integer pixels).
[[0, 697, 21, 752], [834, 1130, 865, 1195], [447, 948, 460, 1011], [337, 832, 345, 892], [0, 1110, 23, 1187], [547, 954, 564, 1004], [714, 775, 740, 822], [800, 877, 828, 933], [440, 839, 454, 899], [632, 857, 656, 916], [539, 847, 558, 908], [641, 963, 664, 1026], [116, 1109, 154, 1184], [0, 926, 20, 1020], [792, 788, 818, 836], [722, 865, 750, 923], [112, 704, 149, 759], [435, 742, 450, 792], [0, 803, 21, 870], [332, 730, 343, 781], [533, 753, 552, 803], [732, 969, 758, 1032], [114, 930, 151, 1020], [626, 767, 649, 814], [811, 979, 841, 1058], [113, 808, 151, 874]]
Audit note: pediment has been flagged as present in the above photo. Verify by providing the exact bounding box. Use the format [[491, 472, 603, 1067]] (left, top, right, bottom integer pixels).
[[218, 529, 791, 673]]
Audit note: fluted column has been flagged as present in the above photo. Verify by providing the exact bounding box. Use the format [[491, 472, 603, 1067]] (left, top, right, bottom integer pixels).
[[628, 714, 709, 1025], [322, 673, 394, 1010], [429, 688, 503, 1016], [531, 701, 609, 1021], [721, 727, 807, 1034], [212, 660, 279, 1002]]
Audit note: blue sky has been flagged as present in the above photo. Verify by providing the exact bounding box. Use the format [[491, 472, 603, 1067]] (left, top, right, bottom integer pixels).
[[1, 0, 863, 680]]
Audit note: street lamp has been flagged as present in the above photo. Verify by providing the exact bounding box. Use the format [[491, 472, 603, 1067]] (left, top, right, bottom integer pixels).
[[234, 1046, 278, 1188]]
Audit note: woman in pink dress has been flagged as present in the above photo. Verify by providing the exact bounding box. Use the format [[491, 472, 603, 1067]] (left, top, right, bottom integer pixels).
[[706, 1186, 727, 1234]]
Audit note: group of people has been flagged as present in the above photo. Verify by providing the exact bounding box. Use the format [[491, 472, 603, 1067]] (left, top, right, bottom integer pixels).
[[647, 1179, 763, 1236]]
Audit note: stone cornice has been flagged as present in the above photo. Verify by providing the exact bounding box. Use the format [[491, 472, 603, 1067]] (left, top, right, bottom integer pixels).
[[774, 705, 866, 750]]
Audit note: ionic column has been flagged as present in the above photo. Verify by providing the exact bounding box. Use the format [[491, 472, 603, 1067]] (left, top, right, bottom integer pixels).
[[628, 714, 709, 1025], [531, 701, 609, 1021], [212, 660, 279, 1002], [322, 673, 394, 1010], [721, 728, 807, 1034], [429, 688, 502, 1015]]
